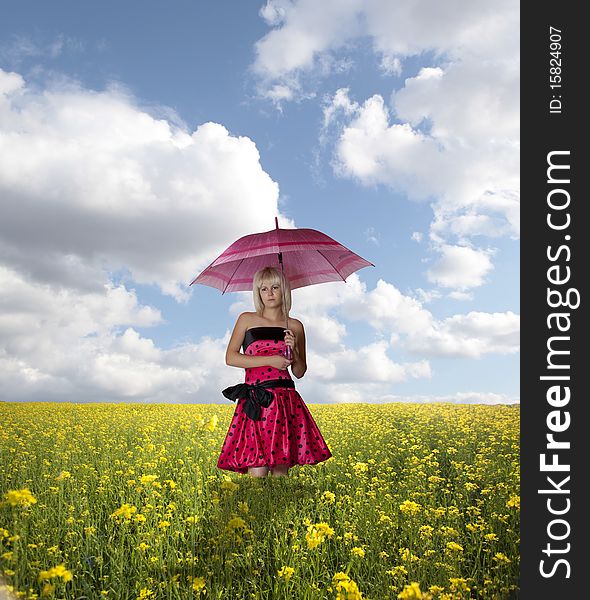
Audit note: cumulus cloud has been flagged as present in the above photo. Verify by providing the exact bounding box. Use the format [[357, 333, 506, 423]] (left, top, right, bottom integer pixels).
[[0, 264, 242, 403], [258, 274, 520, 362], [254, 0, 519, 295], [254, 0, 361, 91], [0, 262, 518, 402], [0, 69, 280, 301], [0, 68, 284, 403], [329, 89, 518, 238], [426, 245, 494, 291], [254, 0, 518, 101]]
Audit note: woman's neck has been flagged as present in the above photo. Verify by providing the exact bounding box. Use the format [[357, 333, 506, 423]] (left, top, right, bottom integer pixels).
[[260, 308, 287, 325]]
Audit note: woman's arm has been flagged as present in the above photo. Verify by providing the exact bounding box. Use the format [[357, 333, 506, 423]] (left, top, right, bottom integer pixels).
[[287, 319, 307, 379], [225, 313, 293, 370]]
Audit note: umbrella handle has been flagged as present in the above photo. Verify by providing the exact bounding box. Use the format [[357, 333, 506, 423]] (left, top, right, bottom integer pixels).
[[278, 249, 292, 361]]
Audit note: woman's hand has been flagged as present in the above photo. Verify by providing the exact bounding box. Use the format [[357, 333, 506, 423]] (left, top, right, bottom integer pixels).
[[284, 329, 297, 356], [268, 355, 293, 371]]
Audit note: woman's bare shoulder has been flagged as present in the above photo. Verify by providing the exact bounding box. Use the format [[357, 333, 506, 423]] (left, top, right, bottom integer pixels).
[[289, 317, 305, 332], [236, 312, 257, 326]]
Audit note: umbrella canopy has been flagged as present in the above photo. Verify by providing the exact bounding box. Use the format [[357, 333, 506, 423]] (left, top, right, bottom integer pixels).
[[190, 220, 373, 293]]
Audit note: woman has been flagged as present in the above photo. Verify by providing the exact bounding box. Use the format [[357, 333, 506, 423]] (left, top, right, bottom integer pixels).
[[217, 266, 332, 477]]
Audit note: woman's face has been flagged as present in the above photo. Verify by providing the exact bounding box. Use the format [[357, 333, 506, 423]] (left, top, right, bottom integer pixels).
[[259, 279, 282, 308]]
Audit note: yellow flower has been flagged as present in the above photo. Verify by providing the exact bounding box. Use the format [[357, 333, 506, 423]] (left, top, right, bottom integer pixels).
[[449, 577, 470, 593], [351, 546, 365, 558], [3, 488, 37, 508], [221, 479, 239, 492], [158, 520, 170, 529], [397, 582, 424, 600], [321, 490, 336, 504], [419, 525, 433, 538], [305, 522, 334, 549], [386, 566, 408, 578], [137, 588, 155, 599], [493, 552, 512, 565], [38, 564, 73, 583], [506, 495, 520, 509], [399, 500, 421, 516], [192, 577, 206, 592], [139, 474, 158, 485], [110, 503, 137, 520], [399, 548, 419, 562], [204, 416, 218, 432], [352, 462, 368, 475], [56, 471, 72, 481], [137, 543, 150, 552], [332, 572, 363, 600], [41, 583, 55, 597], [445, 541, 464, 553], [227, 517, 247, 530], [277, 566, 295, 581], [164, 479, 177, 489]]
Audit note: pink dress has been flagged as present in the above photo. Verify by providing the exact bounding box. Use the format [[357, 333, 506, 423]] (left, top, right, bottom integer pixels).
[[217, 327, 332, 474]]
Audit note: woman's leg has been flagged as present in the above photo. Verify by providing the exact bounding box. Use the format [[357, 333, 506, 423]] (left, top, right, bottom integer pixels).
[[248, 466, 270, 478], [270, 464, 289, 477]]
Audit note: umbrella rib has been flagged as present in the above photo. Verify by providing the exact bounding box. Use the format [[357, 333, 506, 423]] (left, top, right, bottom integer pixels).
[[222, 259, 245, 295], [316, 249, 347, 282]]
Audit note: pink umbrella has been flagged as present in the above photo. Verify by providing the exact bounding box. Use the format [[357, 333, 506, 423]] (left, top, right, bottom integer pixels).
[[190, 218, 373, 293], [190, 218, 373, 359]]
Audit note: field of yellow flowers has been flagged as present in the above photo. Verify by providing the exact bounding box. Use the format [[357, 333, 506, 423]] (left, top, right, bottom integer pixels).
[[0, 402, 519, 600]]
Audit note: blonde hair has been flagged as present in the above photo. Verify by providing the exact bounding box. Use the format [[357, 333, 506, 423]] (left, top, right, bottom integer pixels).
[[253, 266, 292, 317]]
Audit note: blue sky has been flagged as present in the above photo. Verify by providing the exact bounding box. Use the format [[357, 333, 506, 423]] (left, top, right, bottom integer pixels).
[[0, 1, 519, 404]]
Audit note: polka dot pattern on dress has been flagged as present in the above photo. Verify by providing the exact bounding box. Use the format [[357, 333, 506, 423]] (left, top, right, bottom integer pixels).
[[217, 328, 332, 474]]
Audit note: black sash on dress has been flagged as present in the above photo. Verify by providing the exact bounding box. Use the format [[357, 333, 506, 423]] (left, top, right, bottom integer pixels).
[[222, 379, 295, 421]]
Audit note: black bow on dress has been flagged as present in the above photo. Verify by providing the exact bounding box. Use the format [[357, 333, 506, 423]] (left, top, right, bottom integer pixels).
[[222, 379, 295, 421]]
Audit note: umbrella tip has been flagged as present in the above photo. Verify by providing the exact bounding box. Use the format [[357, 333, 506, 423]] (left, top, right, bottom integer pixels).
[[275, 216, 279, 229]]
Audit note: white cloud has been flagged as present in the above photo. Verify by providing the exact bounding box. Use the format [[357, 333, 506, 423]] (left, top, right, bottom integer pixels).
[[253, 0, 518, 101], [282, 275, 518, 363], [0, 69, 281, 301], [426, 245, 494, 290], [0, 264, 518, 402], [0, 266, 242, 403], [309, 341, 431, 384], [329, 89, 518, 240], [293, 275, 519, 359], [0, 69, 287, 403], [407, 311, 520, 358], [253, 0, 519, 296], [254, 0, 361, 89]]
